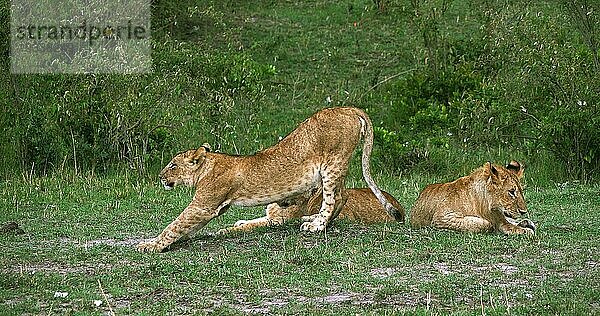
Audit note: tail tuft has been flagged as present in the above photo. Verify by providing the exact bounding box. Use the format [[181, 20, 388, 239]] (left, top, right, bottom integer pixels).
[[386, 205, 404, 222]]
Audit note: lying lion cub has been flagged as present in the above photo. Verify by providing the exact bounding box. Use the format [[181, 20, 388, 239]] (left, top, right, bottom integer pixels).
[[410, 161, 536, 235], [220, 188, 405, 233], [138, 107, 399, 252]]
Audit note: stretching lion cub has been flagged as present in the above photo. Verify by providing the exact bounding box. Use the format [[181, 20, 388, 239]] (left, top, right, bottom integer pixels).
[[138, 107, 399, 252], [220, 188, 405, 233], [410, 161, 536, 235]]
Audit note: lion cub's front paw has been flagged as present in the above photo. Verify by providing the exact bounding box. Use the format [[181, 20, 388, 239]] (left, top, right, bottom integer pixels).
[[522, 227, 535, 236], [216, 227, 235, 235], [137, 239, 162, 253], [515, 225, 535, 237]]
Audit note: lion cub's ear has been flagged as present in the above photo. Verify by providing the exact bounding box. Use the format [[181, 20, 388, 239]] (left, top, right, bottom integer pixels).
[[506, 160, 525, 179], [190, 146, 209, 165], [484, 161, 500, 182]]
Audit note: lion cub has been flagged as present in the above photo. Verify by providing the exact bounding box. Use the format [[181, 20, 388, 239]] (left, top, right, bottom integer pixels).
[[410, 161, 536, 235], [137, 107, 399, 252], [221, 188, 405, 233]]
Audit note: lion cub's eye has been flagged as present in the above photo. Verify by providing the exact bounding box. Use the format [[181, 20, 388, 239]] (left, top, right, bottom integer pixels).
[[508, 188, 517, 198]]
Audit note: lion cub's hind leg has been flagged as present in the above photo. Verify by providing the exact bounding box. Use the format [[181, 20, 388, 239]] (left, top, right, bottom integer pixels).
[[300, 165, 347, 232], [218, 203, 299, 234], [432, 211, 495, 233]]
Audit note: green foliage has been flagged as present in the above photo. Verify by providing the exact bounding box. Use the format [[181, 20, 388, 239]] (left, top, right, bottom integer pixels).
[[0, 0, 278, 178], [372, 53, 484, 175], [2, 0, 599, 183], [474, 0, 600, 181], [409, 0, 453, 75], [373, 126, 426, 173], [371, 0, 599, 182], [3, 21, 275, 178]]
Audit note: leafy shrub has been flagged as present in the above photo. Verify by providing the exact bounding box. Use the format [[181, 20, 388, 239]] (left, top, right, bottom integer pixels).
[[473, 0, 600, 181], [371, 0, 599, 182], [4, 43, 275, 177], [371, 56, 484, 175]]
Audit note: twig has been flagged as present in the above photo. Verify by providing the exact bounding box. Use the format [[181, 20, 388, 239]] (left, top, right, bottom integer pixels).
[[358, 68, 416, 100], [426, 289, 431, 311], [147, 124, 175, 136], [126, 117, 144, 133], [518, 108, 541, 125], [480, 285, 485, 316], [504, 286, 511, 315], [70, 129, 78, 176], [98, 279, 115, 316]]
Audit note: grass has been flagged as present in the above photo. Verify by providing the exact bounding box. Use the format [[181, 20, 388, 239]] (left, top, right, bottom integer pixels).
[[1, 174, 598, 315]]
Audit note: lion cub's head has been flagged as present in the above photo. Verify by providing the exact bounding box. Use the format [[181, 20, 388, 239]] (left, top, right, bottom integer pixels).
[[483, 161, 527, 219], [159, 144, 211, 190]]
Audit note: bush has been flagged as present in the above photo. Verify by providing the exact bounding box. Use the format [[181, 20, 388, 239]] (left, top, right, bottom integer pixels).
[[475, 0, 600, 181], [370, 0, 599, 182], [371, 63, 481, 175], [3, 44, 274, 178]]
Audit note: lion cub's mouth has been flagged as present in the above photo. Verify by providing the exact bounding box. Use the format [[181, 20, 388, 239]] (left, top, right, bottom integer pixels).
[[161, 179, 175, 190]]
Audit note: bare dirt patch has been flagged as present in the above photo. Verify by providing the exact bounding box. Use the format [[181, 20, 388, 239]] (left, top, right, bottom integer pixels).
[[371, 267, 397, 278], [194, 285, 427, 314], [2, 260, 134, 276], [1, 221, 25, 235], [64, 236, 148, 248]]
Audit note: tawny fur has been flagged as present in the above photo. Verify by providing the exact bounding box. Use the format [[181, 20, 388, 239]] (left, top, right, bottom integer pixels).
[[410, 161, 536, 235], [137, 107, 397, 252], [220, 188, 405, 233]]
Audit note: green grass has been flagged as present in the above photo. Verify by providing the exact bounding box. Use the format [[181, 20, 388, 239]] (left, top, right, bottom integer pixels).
[[1, 175, 598, 315]]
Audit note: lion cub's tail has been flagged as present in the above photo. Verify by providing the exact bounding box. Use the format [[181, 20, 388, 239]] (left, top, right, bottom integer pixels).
[[355, 108, 403, 221]]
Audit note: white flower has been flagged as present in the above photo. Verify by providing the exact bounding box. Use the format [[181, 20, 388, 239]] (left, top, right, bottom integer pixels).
[[94, 300, 103, 307], [54, 291, 68, 298]]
